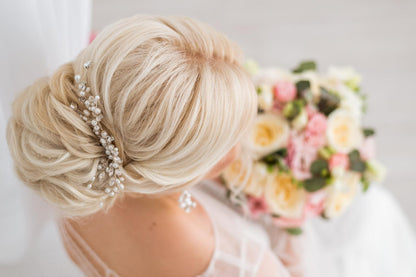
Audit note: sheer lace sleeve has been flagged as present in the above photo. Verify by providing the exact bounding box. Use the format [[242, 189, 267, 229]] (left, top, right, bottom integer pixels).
[[193, 180, 291, 277]]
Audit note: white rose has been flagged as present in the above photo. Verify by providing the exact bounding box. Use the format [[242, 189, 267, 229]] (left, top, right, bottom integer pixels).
[[257, 85, 274, 111], [324, 171, 361, 218], [327, 66, 362, 88], [265, 172, 306, 218], [249, 113, 290, 159], [364, 159, 387, 183], [326, 109, 364, 153], [337, 85, 364, 119], [254, 68, 295, 86]]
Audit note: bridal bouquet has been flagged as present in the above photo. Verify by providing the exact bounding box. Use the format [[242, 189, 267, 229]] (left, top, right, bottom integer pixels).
[[221, 60, 386, 235]]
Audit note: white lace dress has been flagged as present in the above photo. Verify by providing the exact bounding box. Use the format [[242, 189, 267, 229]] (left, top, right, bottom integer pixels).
[[57, 180, 291, 277]]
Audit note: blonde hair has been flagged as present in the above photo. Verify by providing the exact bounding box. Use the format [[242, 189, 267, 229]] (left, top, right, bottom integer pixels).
[[6, 15, 257, 217]]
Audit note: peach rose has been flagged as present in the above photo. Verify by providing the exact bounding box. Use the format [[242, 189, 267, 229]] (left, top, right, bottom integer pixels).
[[265, 173, 306, 218]]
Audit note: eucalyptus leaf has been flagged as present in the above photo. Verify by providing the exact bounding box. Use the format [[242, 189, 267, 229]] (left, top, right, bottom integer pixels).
[[303, 177, 327, 192], [292, 60, 317, 73], [348, 150, 366, 172], [274, 148, 288, 158], [348, 150, 361, 162], [296, 80, 311, 92], [310, 159, 329, 177], [350, 160, 367, 172], [363, 128, 375, 137]]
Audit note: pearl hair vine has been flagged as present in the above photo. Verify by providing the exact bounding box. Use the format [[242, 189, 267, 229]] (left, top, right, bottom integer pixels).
[[70, 60, 125, 207], [69, 60, 196, 212]]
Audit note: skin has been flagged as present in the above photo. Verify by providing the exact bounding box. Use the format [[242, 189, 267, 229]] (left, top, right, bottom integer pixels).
[[63, 143, 241, 277]]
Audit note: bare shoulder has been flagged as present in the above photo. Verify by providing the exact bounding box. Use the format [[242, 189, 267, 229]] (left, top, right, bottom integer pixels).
[[67, 195, 215, 277]]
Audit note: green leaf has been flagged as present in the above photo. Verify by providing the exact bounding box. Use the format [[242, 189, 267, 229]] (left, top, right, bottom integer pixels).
[[256, 87, 262, 95], [292, 60, 317, 73], [286, 227, 303, 236], [351, 160, 366, 172], [302, 177, 327, 192], [274, 148, 288, 158], [296, 80, 311, 92], [363, 128, 375, 137], [266, 164, 275, 173], [283, 100, 304, 120], [317, 87, 340, 116], [310, 159, 330, 177], [348, 150, 366, 172], [318, 146, 336, 160], [361, 176, 371, 192], [348, 150, 361, 161], [263, 154, 279, 165]]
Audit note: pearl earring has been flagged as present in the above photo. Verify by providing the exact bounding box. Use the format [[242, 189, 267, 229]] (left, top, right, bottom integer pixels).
[[178, 190, 197, 213]]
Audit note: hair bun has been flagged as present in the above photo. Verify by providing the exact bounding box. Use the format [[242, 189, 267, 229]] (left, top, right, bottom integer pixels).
[[7, 62, 109, 217]]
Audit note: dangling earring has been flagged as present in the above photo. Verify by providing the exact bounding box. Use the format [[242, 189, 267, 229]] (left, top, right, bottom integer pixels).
[[178, 190, 197, 213]]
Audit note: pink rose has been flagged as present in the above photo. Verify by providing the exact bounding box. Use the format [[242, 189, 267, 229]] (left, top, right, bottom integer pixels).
[[274, 81, 297, 103], [305, 190, 327, 216], [305, 113, 327, 136], [329, 153, 349, 170], [304, 133, 326, 149], [304, 112, 327, 148], [247, 195, 269, 219], [305, 105, 318, 118], [359, 137, 376, 161], [273, 214, 306, 229], [286, 131, 318, 180]]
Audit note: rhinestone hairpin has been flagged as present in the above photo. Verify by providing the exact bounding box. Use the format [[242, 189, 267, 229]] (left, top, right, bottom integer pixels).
[[70, 60, 125, 206]]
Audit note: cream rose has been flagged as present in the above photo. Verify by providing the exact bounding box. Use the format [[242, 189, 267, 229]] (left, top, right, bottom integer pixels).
[[265, 172, 306, 218], [324, 170, 361, 218], [257, 85, 274, 111], [222, 160, 269, 197], [244, 162, 270, 197], [249, 113, 290, 159], [326, 109, 364, 153]]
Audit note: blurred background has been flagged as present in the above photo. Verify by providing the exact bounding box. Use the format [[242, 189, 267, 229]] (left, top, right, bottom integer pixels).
[[93, 0, 416, 227]]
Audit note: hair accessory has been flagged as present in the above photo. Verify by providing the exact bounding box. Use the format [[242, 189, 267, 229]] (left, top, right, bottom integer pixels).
[[178, 190, 197, 213], [70, 60, 125, 206]]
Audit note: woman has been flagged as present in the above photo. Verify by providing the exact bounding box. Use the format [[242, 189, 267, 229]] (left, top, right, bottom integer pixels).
[[6, 15, 290, 276]]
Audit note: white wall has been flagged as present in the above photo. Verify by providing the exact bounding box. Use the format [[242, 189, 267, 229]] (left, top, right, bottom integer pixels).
[[93, 0, 416, 228]]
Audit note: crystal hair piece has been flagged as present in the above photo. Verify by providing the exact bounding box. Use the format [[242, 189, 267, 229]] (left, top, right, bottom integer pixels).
[[178, 190, 197, 213], [70, 60, 125, 207]]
